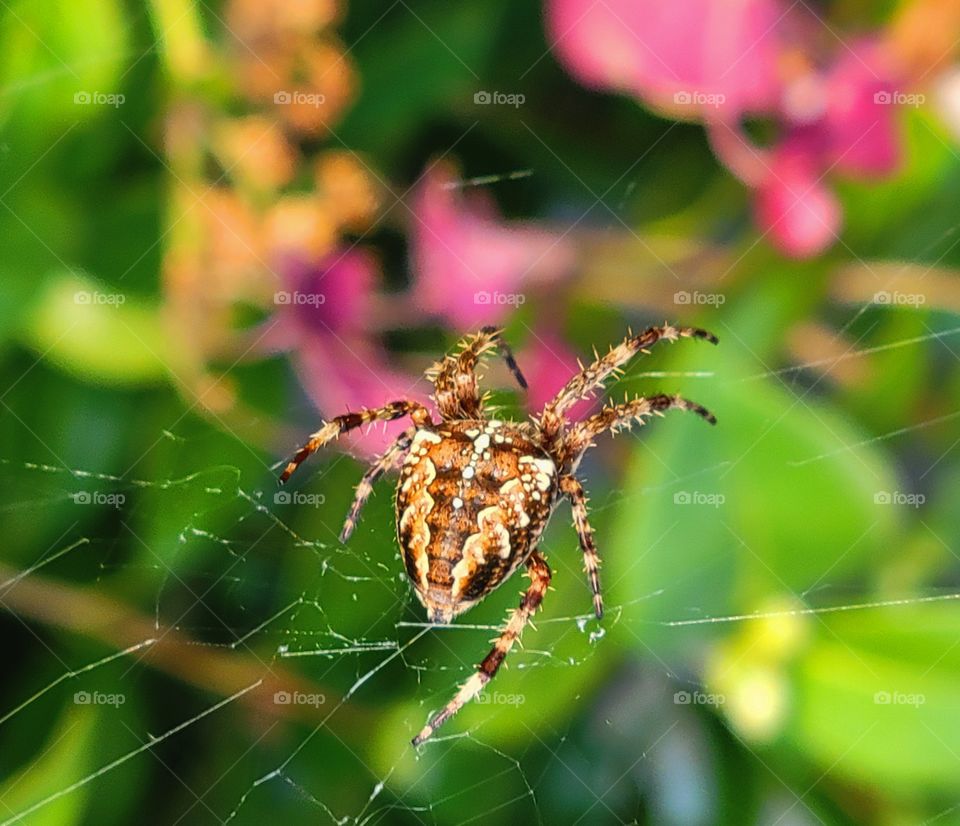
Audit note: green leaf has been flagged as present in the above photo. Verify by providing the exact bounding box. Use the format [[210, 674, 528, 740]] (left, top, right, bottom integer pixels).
[[0, 707, 98, 825], [707, 601, 960, 795], [790, 621, 960, 794], [0, 0, 129, 133], [22, 270, 175, 384], [606, 342, 899, 652]]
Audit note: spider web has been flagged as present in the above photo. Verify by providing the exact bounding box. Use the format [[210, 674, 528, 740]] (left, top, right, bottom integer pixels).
[[0, 445, 585, 824], [3, 96, 960, 820], [3, 302, 960, 826], [4, 0, 960, 814]]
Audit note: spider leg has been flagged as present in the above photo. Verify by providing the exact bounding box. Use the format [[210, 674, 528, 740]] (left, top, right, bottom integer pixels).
[[482, 325, 527, 391], [563, 393, 716, 466], [412, 550, 551, 746], [339, 428, 415, 543], [540, 324, 717, 441], [280, 400, 431, 483], [427, 326, 527, 421], [559, 476, 603, 619]]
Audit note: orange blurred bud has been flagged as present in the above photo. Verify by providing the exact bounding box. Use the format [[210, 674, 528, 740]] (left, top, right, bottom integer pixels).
[[315, 151, 382, 230], [212, 116, 299, 192]]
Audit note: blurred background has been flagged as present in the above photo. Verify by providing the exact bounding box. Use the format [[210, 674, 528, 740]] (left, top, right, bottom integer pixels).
[[3, 0, 960, 823]]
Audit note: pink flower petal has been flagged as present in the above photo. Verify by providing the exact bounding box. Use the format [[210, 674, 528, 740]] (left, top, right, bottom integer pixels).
[[410, 163, 574, 329], [755, 146, 842, 258], [547, 0, 786, 119], [819, 41, 902, 176], [293, 335, 431, 457], [255, 247, 379, 356], [521, 327, 595, 422], [279, 248, 377, 337], [266, 248, 430, 458]]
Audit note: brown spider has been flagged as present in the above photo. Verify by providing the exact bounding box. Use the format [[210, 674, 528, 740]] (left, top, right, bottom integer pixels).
[[279, 324, 717, 745]]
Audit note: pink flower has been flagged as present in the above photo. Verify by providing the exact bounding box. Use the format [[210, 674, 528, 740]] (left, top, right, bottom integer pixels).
[[266, 249, 429, 456], [548, 0, 784, 120], [812, 44, 901, 177], [754, 142, 843, 259], [747, 41, 900, 256], [520, 326, 595, 422], [280, 247, 376, 338], [267, 246, 585, 460], [409, 162, 575, 327], [547, 0, 907, 258]]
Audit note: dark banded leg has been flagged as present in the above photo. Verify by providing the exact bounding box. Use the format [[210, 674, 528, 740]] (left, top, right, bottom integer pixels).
[[562, 393, 716, 465], [560, 476, 603, 620], [280, 401, 431, 483], [339, 429, 414, 543], [427, 326, 527, 421], [481, 325, 527, 392], [540, 324, 717, 441], [412, 551, 551, 746]]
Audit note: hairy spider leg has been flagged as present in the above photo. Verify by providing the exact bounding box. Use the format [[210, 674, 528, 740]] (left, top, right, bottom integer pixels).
[[559, 475, 603, 619], [562, 393, 715, 466], [280, 401, 432, 483], [412, 550, 551, 745], [540, 324, 718, 446], [427, 326, 527, 421], [339, 428, 415, 543]]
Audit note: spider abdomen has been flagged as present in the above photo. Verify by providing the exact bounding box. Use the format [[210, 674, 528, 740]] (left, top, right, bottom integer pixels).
[[396, 420, 557, 623]]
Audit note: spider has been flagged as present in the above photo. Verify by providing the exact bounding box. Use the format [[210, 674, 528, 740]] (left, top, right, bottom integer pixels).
[[279, 324, 717, 745]]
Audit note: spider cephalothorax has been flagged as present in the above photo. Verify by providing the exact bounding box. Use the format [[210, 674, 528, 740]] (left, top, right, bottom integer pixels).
[[279, 324, 717, 745]]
